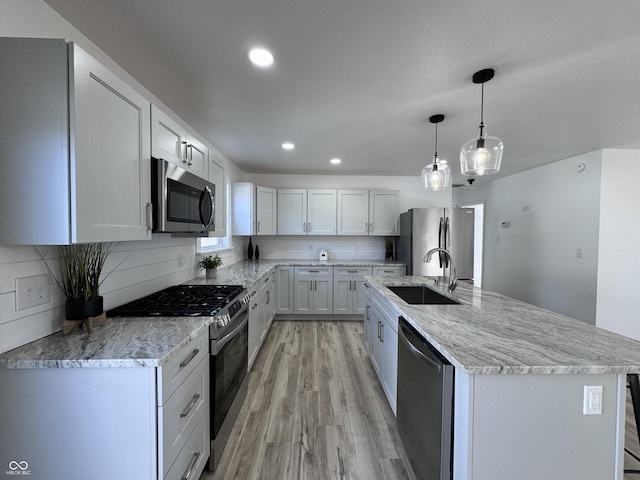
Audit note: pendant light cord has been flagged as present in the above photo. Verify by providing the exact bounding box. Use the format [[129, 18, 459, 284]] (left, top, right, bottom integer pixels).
[[434, 121, 438, 161], [478, 81, 485, 137]]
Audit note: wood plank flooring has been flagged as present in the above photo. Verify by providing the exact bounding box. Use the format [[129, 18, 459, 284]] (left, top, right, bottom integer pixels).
[[199, 319, 640, 480], [201, 320, 410, 480]]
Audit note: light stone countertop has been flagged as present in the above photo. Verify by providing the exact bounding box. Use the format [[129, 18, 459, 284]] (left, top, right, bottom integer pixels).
[[0, 259, 402, 369], [366, 275, 640, 375]]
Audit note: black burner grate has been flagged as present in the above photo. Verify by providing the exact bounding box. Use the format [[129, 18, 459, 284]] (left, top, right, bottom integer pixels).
[[107, 284, 244, 317]]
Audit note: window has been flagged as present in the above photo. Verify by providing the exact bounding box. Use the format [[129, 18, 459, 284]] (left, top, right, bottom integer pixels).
[[198, 183, 231, 253]]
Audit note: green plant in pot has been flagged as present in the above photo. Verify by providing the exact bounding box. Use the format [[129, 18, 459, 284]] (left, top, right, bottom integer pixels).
[[197, 254, 222, 279], [56, 242, 115, 320]]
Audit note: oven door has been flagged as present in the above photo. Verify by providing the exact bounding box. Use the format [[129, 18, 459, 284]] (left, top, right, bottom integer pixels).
[[211, 312, 248, 439], [152, 157, 215, 233]]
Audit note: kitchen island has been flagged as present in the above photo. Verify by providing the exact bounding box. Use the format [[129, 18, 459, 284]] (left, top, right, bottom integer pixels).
[[365, 275, 640, 480]]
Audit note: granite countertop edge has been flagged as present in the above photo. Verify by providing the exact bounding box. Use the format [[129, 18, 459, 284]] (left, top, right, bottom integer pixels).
[[365, 275, 640, 375]]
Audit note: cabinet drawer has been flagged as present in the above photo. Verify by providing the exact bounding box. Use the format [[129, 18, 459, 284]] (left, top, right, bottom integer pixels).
[[159, 355, 209, 475], [295, 266, 332, 276], [373, 266, 405, 276], [334, 267, 372, 277], [158, 328, 209, 404], [163, 406, 210, 480]]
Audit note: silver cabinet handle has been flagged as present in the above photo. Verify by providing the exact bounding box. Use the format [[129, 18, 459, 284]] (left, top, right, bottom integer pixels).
[[314, 280, 317, 291], [380, 322, 384, 342], [365, 222, 369, 232], [251, 303, 258, 310], [257, 221, 261, 233], [181, 451, 200, 480], [366, 305, 370, 320], [181, 140, 188, 163], [308, 270, 319, 273], [369, 223, 373, 233], [303, 222, 307, 232], [347, 270, 358, 273], [308, 222, 311, 232], [180, 393, 200, 418], [179, 349, 199, 369], [266, 290, 270, 305], [146, 202, 153, 231], [377, 321, 382, 339]]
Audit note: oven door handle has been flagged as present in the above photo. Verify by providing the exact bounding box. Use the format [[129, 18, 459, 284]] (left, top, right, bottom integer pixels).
[[211, 313, 248, 355]]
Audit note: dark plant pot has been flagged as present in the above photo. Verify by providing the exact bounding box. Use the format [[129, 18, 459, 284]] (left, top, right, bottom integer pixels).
[[65, 296, 103, 320]]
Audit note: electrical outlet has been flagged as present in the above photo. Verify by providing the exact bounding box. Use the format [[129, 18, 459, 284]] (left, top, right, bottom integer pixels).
[[16, 274, 51, 311], [583, 385, 603, 415]]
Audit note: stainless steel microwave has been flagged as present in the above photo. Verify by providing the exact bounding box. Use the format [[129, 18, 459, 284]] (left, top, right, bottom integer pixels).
[[151, 157, 215, 234]]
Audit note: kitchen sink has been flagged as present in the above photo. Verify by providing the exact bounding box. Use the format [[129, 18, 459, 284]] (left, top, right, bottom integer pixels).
[[385, 285, 461, 305]]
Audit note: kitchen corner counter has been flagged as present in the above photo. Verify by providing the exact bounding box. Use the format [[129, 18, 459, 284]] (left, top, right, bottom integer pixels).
[[0, 316, 211, 369], [366, 275, 640, 375], [186, 259, 405, 291]]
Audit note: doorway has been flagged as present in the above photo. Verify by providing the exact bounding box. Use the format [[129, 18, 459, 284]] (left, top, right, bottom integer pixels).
[[461, 202, 484, 288]]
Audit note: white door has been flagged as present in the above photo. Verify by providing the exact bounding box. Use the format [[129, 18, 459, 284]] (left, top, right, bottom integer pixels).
[[337, 190, 369, 235], [333, 277, 353, 314], [276, 267, 294, 314], [71, 43, 151, 242], [151, 104, 186, 167], [295, 278, 314, 314], [308, 190, 337, 235], [185, 135, 208, 179], [256, 186, 277, 235], [369, 190, 400, 236], [313, 277, 333, 314], [278, 189, 307, 235]]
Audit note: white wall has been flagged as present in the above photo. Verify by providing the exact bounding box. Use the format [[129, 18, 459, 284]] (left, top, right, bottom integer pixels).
[[454, 151, 602, 324], [596, 149, 640, 339]]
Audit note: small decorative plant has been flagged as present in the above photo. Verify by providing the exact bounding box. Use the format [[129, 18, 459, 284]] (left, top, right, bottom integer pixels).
[[197, 254, 222, 278]]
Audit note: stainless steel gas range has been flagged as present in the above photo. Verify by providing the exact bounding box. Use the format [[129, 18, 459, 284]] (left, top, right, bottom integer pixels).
[[108, 283, 252, 472]]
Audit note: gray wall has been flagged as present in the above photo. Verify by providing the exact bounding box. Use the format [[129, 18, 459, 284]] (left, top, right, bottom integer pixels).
[[455, 151, 602, 324]]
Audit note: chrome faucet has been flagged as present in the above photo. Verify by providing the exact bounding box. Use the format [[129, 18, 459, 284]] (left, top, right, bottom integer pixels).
[[423, 248, 458, 292]]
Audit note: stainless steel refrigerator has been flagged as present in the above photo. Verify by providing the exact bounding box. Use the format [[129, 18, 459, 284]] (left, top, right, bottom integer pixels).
[[396, 208, 474, 280]]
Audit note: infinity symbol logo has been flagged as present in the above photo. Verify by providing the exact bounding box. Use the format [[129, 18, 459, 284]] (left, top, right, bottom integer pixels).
[[8, 461, 29, 471]]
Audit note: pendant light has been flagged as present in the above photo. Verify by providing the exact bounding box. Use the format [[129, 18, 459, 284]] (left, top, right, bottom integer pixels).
[[422, 114, 451, 191], [460, 68, 503, 176]]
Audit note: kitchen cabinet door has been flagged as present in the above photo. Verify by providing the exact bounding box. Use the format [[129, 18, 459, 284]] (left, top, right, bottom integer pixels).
[[363, 283, 372, 351], [295, 278, 314, 314], [256, 186, 277, 235], [276, 266, 295, 314], [208, 152, 226, 237], [381, 317, 398, 414], [313, 276, 333, 313], [337, 190, 369, 235], [333, 277, 354, 314], [307, 189, 337, 235], [278, 189, 307, 235], [333, 267, 372, 314], [0, 38, 153, 244], [369, 303, 385, 378], [151, 105, 208, 179], [369, 190, 400, 236], [294, 266, 333, 314], [248, 298, 260, 369]]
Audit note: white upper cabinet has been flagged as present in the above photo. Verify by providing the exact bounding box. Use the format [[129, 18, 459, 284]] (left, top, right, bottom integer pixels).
[[278, 189, 336, 235], [0, 38, 152, 244], [337, 190, 370, 235], [256, 186, 277, 235], [232, 183, 276, 236], [208, 151, 226, 237], [368, 190, 400, 236], [337, 189, 400, 236], [151, 105, 208, 179]]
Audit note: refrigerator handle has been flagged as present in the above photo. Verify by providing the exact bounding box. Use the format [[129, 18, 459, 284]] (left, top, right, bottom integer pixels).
[[438, 217, 444, 268], [444, 217, 450, 268]]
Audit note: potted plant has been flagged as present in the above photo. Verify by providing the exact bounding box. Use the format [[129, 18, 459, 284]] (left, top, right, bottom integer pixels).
[[55, 242, 115, 320], [197, 254, 222, 279]]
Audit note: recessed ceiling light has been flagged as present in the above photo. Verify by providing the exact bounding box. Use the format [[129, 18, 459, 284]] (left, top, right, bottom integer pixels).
[[281, 142, 295, 150], [330, 158, 341, 165], [248, 47, 274, 68]]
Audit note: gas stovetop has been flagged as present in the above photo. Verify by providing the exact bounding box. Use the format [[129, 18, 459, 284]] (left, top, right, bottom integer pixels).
[[107, 284, 244, 317]]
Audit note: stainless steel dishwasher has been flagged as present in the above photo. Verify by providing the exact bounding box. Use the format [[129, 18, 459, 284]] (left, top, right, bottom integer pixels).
[[397, 317, 454, 480]]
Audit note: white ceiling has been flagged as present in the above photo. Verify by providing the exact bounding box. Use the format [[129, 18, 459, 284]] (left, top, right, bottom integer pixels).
[[44, 0, 640, 184]]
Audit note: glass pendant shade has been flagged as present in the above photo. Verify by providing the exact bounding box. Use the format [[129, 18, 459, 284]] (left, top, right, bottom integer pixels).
[[422, 113, 451, 191], [460, 126, 503, 176], [460, 68, 503, 176], [422, 158, 451, 191]]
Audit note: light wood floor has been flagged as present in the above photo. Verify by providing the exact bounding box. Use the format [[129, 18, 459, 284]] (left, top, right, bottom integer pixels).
[[199, 320, 640, 480], [201, 320, 411, 480]]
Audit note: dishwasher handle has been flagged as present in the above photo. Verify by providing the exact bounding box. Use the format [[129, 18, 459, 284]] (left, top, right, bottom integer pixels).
[[398, 319, 443, 373]]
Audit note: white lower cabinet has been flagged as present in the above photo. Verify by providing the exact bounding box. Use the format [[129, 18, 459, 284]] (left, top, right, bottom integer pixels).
[[248, 294, 260, 369], [0, 329, 210, 480], [275, 266, 295, 314], [333, 267, 372, 314], [365, 289, 398, 415], [294, 266, 333, 314], [249, 272, 276, 369]]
